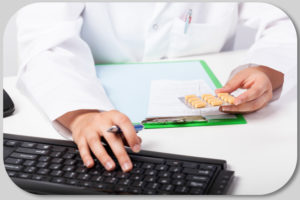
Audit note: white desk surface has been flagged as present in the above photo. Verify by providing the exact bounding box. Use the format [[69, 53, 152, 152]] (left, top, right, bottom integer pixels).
[[3, 50, 297, 195]]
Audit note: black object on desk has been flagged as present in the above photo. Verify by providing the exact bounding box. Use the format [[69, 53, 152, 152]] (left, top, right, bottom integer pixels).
[[3, 133, 234, 195], [3, 89, 15, 117]]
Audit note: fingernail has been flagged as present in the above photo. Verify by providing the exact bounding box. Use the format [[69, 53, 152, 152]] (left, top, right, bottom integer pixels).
[[85, 160, 93, 168], [105, 161, 114, 170], [132, 144, 141, 152], [122, 162, 132, 172], [222, 107, 231, 111]]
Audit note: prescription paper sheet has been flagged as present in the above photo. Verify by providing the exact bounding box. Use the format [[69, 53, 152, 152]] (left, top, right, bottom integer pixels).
[[147, 80, 236, 119]]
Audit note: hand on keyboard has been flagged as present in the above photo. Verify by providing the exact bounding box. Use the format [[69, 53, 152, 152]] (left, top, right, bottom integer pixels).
[[57, 109, 142, 172]]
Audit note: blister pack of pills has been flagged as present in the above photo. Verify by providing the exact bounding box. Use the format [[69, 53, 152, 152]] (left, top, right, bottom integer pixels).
[[178, 93, 236, 109]]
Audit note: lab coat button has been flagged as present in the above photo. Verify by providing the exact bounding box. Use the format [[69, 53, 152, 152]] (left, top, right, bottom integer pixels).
[[152, 24, 159, 30]]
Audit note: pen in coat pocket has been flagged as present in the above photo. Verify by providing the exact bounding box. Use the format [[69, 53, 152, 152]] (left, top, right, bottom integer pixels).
[[184, 9, 193, 34]]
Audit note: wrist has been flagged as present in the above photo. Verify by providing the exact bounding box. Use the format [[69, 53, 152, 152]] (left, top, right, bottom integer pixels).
[[57, 109, 100, 132], [254, 66, 284, 90]]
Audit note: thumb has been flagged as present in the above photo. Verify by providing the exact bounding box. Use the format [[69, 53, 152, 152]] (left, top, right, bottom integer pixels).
[[215, 74, 244, 94]]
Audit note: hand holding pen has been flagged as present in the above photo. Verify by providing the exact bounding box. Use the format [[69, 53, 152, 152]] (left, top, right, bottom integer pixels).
[[58, 110, 142, 172]]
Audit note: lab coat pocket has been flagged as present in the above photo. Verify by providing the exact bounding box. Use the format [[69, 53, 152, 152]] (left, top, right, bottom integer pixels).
[[167, 18, 228, 58]]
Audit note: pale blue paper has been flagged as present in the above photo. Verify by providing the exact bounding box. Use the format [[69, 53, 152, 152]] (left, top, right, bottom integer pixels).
[[95, 61, 216, 123]]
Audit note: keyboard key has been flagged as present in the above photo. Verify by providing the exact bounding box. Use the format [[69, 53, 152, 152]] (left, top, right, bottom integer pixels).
[[36, 162, 49, 168], [81, 181, 93, 188], [172, 173, 185, 179], [5, 158, 23, 165], [158, 171, 171, 178], [183, 168, 212, 176], [183, 162, 198, 168], [155, 164, 168, 171], [51, 158, 63, 164], [104, 177, 118, 184], [116, 172, 129, 179], [95, 183, 113, 191], [39, 156, 51, 162], [21, 142, 36, 148], [36, 144, 51, 150], [144, 176, 155, 182], [166, 160, 181, 166], [146, 183, 160, 190], [67, 179, 79, 185], [141, 163, 154, 169], [103, 171, 115, 177], [91, 175, 103, 182], [172, 179, 185, 186], [132, 162, 142, 168], [50, 170, 63, 177], [5, 140, 19, 147], [169, 166, 182, 173], [132, 180, 146, 187], [49, 164, 62, 170], [161, 184, 174, 192], [130, 155, 164, 164], [10, 152, 37, 160], [52, 146, 66, 152], [24, 166, 37, 173], [7, 171, 17, 177], [63, 153, 75, 159], [78, 174, 91, 180], [130, 168, 144, 174], [17, 173, 31, 179], [64, 159, 76, 166], [186, 175, 209, 183], [76, 167, 88, 174], [190, 188, 204, 194], [118, 179, 131, 186], [51, 177, 66, 184], [64, 172, 77, 179], [115, 185, 128, 193], [16, 147, 49, 155], [175, 186, 189, 194], [128, 187, 142, 194], [32, 175, 50, 182], [199, 164, 217, 171], [37, 168, 50, 175], [145, 169, 157, 176], [50, 152, 62, 158], [62, 166, 75, 172], [144, 189, 157, 195], [5, 164, 23, 171], [158, 178, 170, 184], [187, 181, 206, 188], [130, 174, 142, 181], [23, 160, 36, 166]]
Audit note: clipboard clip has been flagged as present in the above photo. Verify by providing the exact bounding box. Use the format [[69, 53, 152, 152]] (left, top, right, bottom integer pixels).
[[141, 115, 207, 124]]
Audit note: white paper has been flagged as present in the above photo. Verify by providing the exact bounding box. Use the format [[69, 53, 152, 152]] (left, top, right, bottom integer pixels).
[[147, 80, 216, 117]]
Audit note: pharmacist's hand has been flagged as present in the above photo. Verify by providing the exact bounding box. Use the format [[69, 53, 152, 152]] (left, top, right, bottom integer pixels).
[[215, 67, 276, 113], [57, 110, 142, 172]]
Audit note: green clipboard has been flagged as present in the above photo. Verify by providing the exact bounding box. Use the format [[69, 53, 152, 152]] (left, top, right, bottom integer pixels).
[[95, 60, 246, 129]]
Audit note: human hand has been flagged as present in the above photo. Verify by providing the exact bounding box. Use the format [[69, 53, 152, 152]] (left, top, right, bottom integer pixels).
[[57, 110, 141, 172], [215, 66, 283, 113]]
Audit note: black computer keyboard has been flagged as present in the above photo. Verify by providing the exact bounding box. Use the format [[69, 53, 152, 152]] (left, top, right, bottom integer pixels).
[[3, 133, 234, 195]]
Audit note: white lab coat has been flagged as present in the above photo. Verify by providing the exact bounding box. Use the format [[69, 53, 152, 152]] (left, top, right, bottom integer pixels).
[[16, 2, 297, 126]]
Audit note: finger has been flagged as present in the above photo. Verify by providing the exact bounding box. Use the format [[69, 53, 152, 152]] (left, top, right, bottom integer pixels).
[[104, 133, 133, 172], [215, 74, 245, 94], [111, 112, 141, 152], [75, 136, 94, 168], [220, 90, 272, 113], [234, 83, 267, 105], [85, 132, 115, 171]]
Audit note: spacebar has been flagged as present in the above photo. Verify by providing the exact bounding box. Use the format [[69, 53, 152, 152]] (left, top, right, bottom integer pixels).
[[130, 155, 165, 164]]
